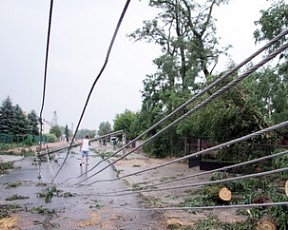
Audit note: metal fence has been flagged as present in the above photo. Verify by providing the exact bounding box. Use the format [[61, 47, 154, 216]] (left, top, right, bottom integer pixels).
[[0, 133, 49, 149]]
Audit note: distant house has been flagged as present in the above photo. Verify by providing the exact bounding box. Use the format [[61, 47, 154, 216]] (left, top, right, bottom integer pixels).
[[42, 119, 53, 134]]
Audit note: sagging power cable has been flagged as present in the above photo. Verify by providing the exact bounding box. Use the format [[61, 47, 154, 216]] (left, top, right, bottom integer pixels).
[[101, 166, 288, 197], [80, 28, 288, 178], [120, 201, 288, 212], [103, 149, 288, 195], [39, 0, 54, 146], [52, 0, 131, 182], [80, 120, 288, 186], [36, 0, 54, 178], [76, 42, 288, 185]]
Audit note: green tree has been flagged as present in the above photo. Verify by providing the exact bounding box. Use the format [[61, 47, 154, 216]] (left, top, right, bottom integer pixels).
[[98, 122, 112, 136], [113, 109, 138, 140], [253, 0, 288, 124], [254, 0, 288, 52], [0, 96, 14, 135], [49, 125, 62, 139], [13, 104, 28, 137], [27, 110, 39, 136], [130, 0, 229, 156]]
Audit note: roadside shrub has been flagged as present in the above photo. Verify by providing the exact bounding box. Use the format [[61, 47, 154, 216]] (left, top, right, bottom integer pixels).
[[23, 137, 33, 146], [43, 133, 57, 143]]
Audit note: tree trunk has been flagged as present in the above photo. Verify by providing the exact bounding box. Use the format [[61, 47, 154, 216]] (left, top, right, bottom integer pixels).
[[218, 187, 232, 202], [256, 215, 277, 230], [207, 186, 232, 202]]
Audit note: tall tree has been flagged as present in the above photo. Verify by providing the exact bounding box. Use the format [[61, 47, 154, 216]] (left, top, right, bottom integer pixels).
[[27, 110, 39, 136], [49, 125, 62, 139], [129, 0, 229, 155], [253, 0, 288, 142], [113, 109, 138, 140], [253, 1, 288, 124], [254, 0, 288, 52], [13, 104, 28, 137], [0, 96, 14, 135]]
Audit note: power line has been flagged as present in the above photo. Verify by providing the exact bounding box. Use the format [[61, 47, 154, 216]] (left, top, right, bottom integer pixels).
[[100, 167, 288, 197], [75, 42, 288, 185], [52, 0, 131, 182], [83, 120, 288, 186], [120, 201, 288, 212], [35, 0, 54, 179], [39, 0, 54, 146], [82, 28, 288, 176], [103, 149, 288, 195]]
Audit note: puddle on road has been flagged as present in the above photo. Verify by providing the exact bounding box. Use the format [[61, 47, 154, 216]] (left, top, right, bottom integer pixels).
[[0, 152, 164, 230]]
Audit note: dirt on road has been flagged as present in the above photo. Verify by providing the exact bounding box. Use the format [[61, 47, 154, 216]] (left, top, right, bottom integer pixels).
[[110, 150, 247, 229], [0, 142, 247, 229]]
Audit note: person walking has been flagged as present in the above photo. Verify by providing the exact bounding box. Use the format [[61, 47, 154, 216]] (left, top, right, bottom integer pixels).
[[80, 135, 90, 166]]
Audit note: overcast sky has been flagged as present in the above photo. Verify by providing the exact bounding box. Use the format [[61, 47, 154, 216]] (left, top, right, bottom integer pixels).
[[0, 0, 270, 132]]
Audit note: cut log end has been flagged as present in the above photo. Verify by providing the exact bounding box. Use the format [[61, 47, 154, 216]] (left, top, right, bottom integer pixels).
[[256, 215, 277, 230], [285, 180, 288, 197], [219, 187, 232, 202]]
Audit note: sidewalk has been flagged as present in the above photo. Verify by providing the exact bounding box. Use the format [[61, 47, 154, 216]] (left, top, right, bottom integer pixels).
[[0, 155, 24, 163], [0, 141, 68, 163]]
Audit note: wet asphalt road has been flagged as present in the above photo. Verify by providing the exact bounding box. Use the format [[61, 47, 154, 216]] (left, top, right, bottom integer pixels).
[[0, 150, 163, 229]]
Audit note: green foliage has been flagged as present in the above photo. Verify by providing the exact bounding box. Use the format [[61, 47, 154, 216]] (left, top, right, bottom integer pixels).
[[5, 194, 29, 201], [0, 97, 39, 143], [131, 0, 287, 161], [0, 96, 14, 135], [23, 137, 34, 146], [30, 206, 56, 215], [37, 186, 61, 203], [129, 0, 231, 157], [113, 109, 138, 140], [27, 110, 39, 136], [0, 161, 13, 174], [5, 181, 22, 189], [144, 130, 185, 157], [13, 104, 28, 136], [43, 133, 57, 143], [0, 204, 22, 218], [254, 0, 288, 50], [49, 125, 62, 139], [98, 151, 113, 159]]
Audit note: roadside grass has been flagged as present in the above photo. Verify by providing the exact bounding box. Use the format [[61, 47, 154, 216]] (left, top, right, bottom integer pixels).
[[97, 151, 114, 159], [30, 206, 56, 215], [5, 194, 29, 201], [36, 182, 48, 187], [5, 181, 23, 189], [173, 173, 288, 229], [0, 162, 14, 174], [160, 176, 176, 182], [0, 204, 22, 218], [37, 186, 75, 203]]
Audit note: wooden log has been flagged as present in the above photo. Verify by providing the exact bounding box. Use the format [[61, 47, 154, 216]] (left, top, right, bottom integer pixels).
[[256, 215, 277, 230], [285, 180, 288, 197], [219, 187, 232, 202], [206, 186, 232, 202]]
